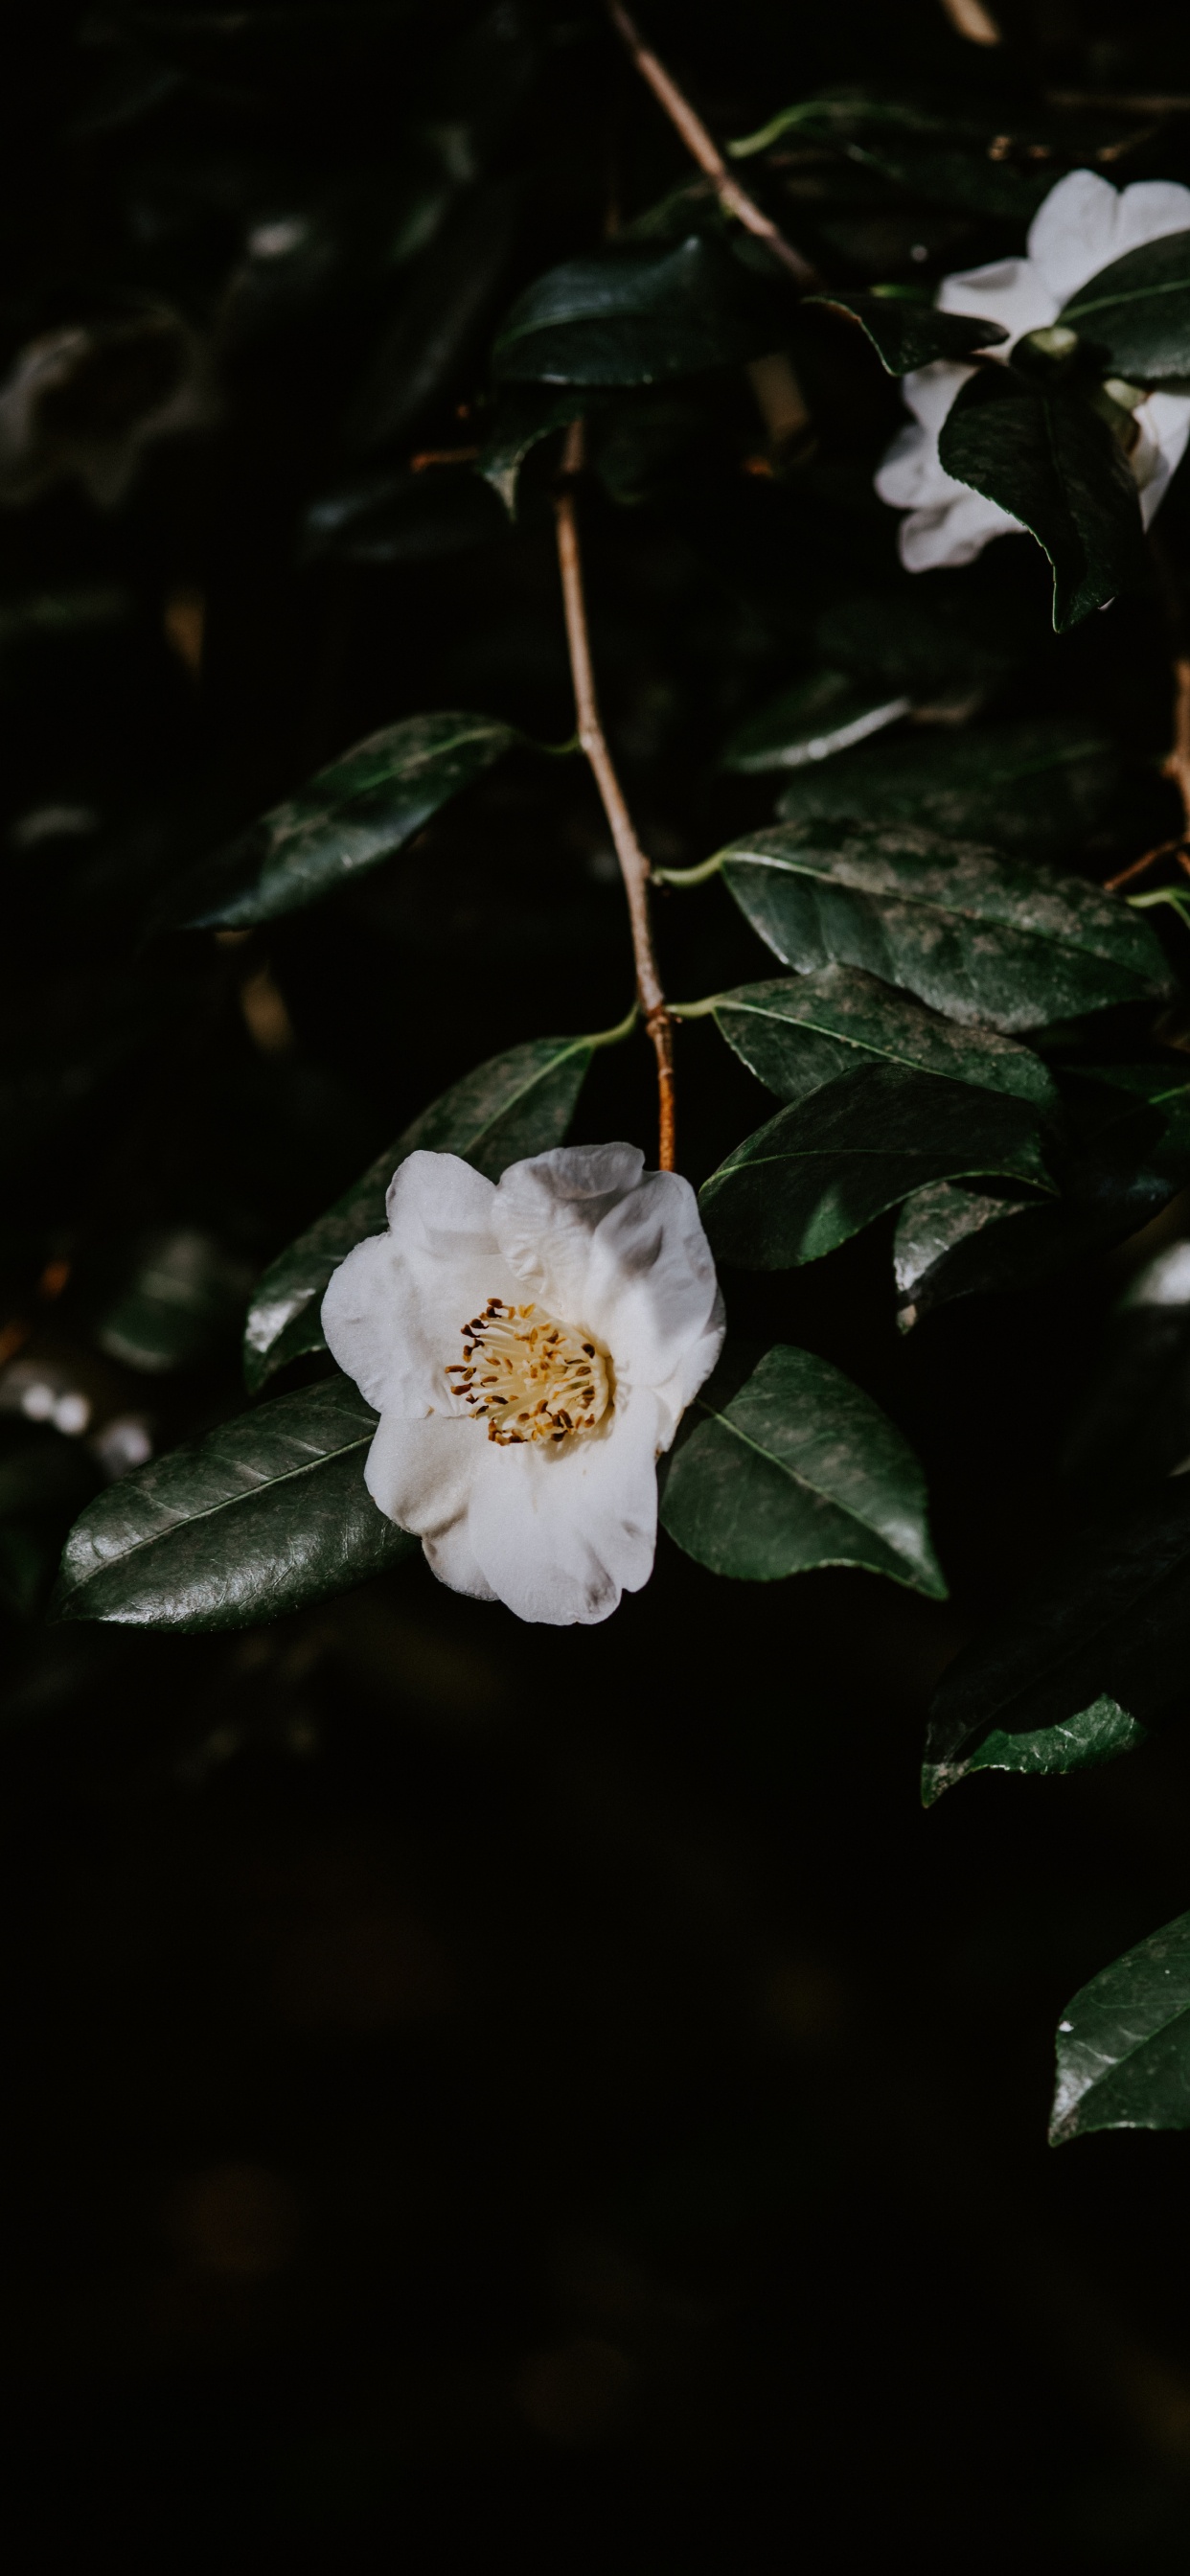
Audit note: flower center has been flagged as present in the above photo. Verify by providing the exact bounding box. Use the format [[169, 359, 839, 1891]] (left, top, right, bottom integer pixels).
[[446, 1298, 611, 1445]]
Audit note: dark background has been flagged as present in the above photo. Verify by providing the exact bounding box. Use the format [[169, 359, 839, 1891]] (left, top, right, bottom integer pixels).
[[7, 1, 1190, 2560]]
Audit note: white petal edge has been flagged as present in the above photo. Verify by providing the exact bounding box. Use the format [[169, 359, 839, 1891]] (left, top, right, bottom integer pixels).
[[465, 1385, 664, 1626]]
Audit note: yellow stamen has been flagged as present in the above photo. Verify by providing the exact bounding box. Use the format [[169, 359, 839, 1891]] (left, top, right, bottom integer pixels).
[[446, 1298, 611, 1445]]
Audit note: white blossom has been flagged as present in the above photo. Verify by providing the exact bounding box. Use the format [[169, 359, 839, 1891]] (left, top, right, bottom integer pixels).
[[875, 171, 1190, 572], [322, 1142, 725, 1627]]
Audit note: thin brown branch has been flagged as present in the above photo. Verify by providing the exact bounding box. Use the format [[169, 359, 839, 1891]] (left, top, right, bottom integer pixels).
[[604, 0, 817, 288], [1163, 656, 1190, 832], [553, 419, 675, 1171], [1103, 837, 1189, 894]]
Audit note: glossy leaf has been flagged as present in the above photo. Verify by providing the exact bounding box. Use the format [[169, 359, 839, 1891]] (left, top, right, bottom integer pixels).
[[712, 966, 1058, 1113], [476, 384, 589, 514], [922, 1695, 1144, 1806], [699, 1062, 1050, 1270], [937, 367, 1149, 630], [806, 287, 1008, 374], [662, 1344, 946, 1593], [243, 1034, 594, 1390], [155, 712, 519, 932], [775, 717, 1123, 860], [721, 670, 911, 774], [1050, 1911, 1190, 2143], [895, 1067, 1190, 1323], [926, 1479, 1190, 1783], [51, 1377, 414, 1635], [492, 236, 778, 386], [1060, 227, 1190, 387], [717, 818, 1170, 1032]]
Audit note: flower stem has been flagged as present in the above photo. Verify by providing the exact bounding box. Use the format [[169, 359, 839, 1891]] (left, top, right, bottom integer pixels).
[[553, 420, 676, 1170], [586, 999, 640, 1047], [667, 993, 723, 1020], [651, 853, 724, 888], [603, 0, 818, 288]]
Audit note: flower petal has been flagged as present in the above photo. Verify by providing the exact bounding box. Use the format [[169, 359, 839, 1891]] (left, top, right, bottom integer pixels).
[[937, 255, 1055, 346], [324, 1151, 522, 1419], [364, 1409, 480, 1534], [898, 489, 1022, 571], [1133, 392, 1190, 528], [466, 1385, 663, 1625], [899, 359, 974, 440], [423, 1516, 499, 1602], [875, 420, 960, 512], [1027, 171, 1126, 303], [492, 1142, 645, 1320], [582, 1171, 722, 1397]]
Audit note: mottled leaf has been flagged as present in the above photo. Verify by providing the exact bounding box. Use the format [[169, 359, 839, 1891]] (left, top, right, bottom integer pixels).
[[721, 670, 911, 775], [806, 286, 1007, 374], [155, 712, 519, 932], [699, 1062, 1051, 1269], [492, 236, 778, 386], [926, 1480, 1190, 1784], [717, 818, 1171, 1032], [662, 1344, 945, 1592], [937, 367, 1149, 630], [51, 1377, 413, 1634], [244, 1034, 594, 1390], [712, 966, 1057, 1112], [1050, 1910, 1190, 2142], [922, 1694, 1144, 1806], [776, 718, 1121, 859], [1060, 227, 1190, 387]]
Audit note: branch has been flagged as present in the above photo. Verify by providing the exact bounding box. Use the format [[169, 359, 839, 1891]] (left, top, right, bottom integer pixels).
[[604, 0, 817, 288], [553, 420, 675, 1171]]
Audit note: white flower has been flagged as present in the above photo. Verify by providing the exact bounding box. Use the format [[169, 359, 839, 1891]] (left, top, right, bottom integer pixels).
[[322, 1142, 725, 1627], [875, 170, 1190, 571]]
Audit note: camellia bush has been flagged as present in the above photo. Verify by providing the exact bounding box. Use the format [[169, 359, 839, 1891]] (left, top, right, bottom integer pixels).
[[12, 0, 1190, 2171]]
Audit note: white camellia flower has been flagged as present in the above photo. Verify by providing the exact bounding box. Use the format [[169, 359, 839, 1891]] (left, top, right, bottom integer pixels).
[[876, 170, 1190, 571], [322, 1142, 725, 1627]]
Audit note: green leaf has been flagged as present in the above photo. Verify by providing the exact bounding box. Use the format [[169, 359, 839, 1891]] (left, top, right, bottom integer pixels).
[[475, 384, 590, 514], [492, 236, 779, 386], [699, 1062, 1051, 1269], [1060, 227, 1190, 388], [1061, 1242, 1190, 1490], [302, 469, 510, 564], [721, 670, 911, 774], [775, 718, 1123, 860], [812, 590, 1024, 700], [1050, 1910, 1190, 2143], [711, 966, 1058, 1113], [937, 367, 1149, 631], [895, 1067, 1190, 1323], [922, 1694, 1144, 1806], [96, 1230, 255, 1374], [806, 287, 1007, 374], [243, 1034, 594, 1391], [50, 1377, 414, 1635], [154, 712, 519, 932], [661, 1344, 946, 1593], [717, 818, 1170, 1032], [926, 1479, 1190, 1784]]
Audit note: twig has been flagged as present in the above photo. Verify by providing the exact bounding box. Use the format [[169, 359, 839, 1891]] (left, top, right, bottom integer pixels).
[[604, 0, 817, 288], [554, 420, 675, 1170], [1103, 836, 1189, 895], [937, 0, 1002, 39]]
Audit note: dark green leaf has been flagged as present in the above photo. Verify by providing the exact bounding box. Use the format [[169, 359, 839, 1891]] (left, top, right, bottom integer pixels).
[[475, 384, 590, 514], [718, 818, 1170, 1031], [856, 143, 1052, 223], [155, 712, 519, 932], [937, 367, 1149, 631], [492, 236, 779, 386], [1060, 227, 1190, 387], [1060, 1243, 1190, 1490], [926, 1479, 1190, 1782], [302, 468, 510, 564], [721, 669, 911, 774], [922, 1695, 1144, 1806], [699, 1062, 1051, 1269], [895, 1067, 1190, 1323], [712, 966, 1058, 1111], [1050, 1911, 1190, 2143], [96, 1230, 255, 1375], [243, 1034, 594, 1390], [776, 718, 1123, 860], [812, 590, 1024, 701], [661, 1343, 946, 1592], [51, 1377, 413, 1635], [806, 287, 1007, 374], [344, 178, 521, 452]]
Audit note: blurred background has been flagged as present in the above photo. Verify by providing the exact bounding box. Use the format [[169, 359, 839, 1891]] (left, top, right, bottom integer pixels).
[[8, 0, 1190, 2559]]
